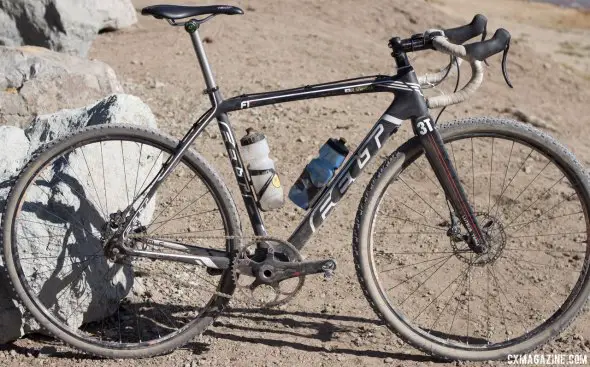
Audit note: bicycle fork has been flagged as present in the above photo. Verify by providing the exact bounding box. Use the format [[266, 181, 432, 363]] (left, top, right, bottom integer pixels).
[[414, 116, 488, 253]]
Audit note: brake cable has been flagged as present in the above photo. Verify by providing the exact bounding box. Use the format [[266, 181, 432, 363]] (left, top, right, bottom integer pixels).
[[435, 56, 461, 124]]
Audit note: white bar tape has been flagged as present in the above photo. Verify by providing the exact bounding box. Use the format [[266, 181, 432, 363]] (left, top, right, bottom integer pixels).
[[423, 36, 484, 109], [417, 58, 463, 87]]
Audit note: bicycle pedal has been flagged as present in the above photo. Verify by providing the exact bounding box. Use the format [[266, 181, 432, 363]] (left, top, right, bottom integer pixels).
[[323, 269, 335, 280], [322, 260, 337, 280]]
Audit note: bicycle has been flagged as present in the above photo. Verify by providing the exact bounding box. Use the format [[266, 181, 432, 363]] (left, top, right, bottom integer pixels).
[[2, 4, 590, 361]]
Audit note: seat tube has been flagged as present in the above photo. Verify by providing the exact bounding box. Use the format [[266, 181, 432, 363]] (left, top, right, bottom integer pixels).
[[186, 22, 218, 101]]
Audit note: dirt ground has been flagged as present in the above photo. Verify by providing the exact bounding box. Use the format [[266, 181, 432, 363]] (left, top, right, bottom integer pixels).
[[3, 0, 590, 366]]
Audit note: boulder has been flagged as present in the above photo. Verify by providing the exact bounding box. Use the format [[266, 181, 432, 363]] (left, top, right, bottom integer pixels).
[[0, 94, 158, 343], [0, 46, 123, 128], [0, 0, 137, 57]]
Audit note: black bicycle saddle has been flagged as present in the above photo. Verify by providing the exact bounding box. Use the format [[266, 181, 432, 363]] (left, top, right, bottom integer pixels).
[[141, 4, 244, 20]]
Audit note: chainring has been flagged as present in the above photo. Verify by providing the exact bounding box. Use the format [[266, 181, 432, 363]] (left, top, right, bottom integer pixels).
[[232, 237, 305, 308]]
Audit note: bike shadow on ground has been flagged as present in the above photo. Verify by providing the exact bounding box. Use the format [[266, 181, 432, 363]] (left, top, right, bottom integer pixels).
[[0, 333, 211, 360], [201, 307, 445, 363], [1, 307, 452, 362]]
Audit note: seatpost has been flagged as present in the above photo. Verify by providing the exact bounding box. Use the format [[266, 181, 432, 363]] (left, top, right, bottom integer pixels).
[[185, 20, 218, 103]]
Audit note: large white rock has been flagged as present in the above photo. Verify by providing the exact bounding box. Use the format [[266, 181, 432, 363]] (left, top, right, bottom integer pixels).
[[0, 0, 137, 56], [0, 127, 31, 342], [0, 46, 123, 127], [0, 94, 158, 343]]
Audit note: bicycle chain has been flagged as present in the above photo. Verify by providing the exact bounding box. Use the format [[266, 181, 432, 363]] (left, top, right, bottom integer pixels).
[[126, 232, 300, 303]]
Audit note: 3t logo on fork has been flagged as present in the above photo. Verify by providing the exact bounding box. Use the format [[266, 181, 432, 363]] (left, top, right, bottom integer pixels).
[[416, 117, 435, 135]]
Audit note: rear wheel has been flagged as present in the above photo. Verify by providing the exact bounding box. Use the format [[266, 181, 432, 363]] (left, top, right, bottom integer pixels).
[[354, 117, 590, 360], [2, 124, 241, 358]]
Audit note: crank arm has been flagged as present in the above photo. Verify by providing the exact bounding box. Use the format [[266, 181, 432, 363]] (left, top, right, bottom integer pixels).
[[272, 259, 337, 282], [119, 244, 230, 269], [236, 258, 337, 283]]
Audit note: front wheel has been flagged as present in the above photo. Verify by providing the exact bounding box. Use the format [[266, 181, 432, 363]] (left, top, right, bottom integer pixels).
[[353, 117, 590, 360]]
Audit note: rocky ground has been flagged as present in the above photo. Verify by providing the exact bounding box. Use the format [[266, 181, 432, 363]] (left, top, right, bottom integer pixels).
[[2, 0, 590, 366]]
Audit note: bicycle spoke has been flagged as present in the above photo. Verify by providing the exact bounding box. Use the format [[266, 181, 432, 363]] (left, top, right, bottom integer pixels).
[[501, 174, 565, 229], [121, 141, 131, 206], [61, 264, 118, 326], [147, 190, 210, 234], [25, 201, 100, 241], [503, 248, 586, 253], [398, 176, 446, 221], [485, 262, 490, 342], [430, 265, 468, 330], [26, 251, 105, 279], [447, 263, 470, 338], [471, 138, 475, 213], [492, 147, 533, 220], [135, 301, 142, 343], [135, 150, 165, 199], [100, 141, 109, 214], [504, 254, 562, 268], [489, 141, 514, 218], [376, 230, 445, 236], [48, 159, 107, 217], [505, 210, 583, 230], [488, 264, 528, 335], [500, 160, 551, 225], [80, 146, 107, 219], [148, 208, 218, 227], [133, 143, 144, 199], [396, 200, 441, 227], [466, 254, 472, 342], [399, 254, 454, 306], [507, 231, 585, 239], [380, 254, 452, 273], [148, 173, 200, 227], [501, 256, 560, 309], [414, 159, 445, 197], [386, 255, 454, 292], [486, 266, 509, 336], [414, 264, 470, 322], [507, 192, 577, 234], [487, 137, 494, 214], [379, 250, 468, 255], [381, 213, 446, 232], [450, 142, 459, 178]]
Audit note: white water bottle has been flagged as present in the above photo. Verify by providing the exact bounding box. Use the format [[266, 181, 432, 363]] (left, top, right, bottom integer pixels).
[[240, 128, 284, 211]]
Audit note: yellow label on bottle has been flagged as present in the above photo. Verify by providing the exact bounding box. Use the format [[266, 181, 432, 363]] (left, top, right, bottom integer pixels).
[[272, 174, 281, 188]]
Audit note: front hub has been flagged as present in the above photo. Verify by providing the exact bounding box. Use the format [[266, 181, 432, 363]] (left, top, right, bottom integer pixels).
[[452, 212, 507, 266]]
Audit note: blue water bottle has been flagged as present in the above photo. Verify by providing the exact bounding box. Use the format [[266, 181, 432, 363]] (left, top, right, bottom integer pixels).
[[289, 138, 349, 209]]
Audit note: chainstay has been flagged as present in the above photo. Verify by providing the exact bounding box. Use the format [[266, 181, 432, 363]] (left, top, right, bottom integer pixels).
[[126, 233, 293, 300], [127, 233, 280, 242]]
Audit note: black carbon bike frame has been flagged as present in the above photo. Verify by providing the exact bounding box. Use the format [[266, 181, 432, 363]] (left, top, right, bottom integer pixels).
[[120, 25, 487, 268]]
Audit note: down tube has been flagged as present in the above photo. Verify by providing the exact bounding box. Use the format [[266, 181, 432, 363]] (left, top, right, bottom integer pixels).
[[288, 114, 403, 250]]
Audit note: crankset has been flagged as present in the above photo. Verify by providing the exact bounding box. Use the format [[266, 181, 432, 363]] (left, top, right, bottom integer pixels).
[[232, 237, 336, 308]]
